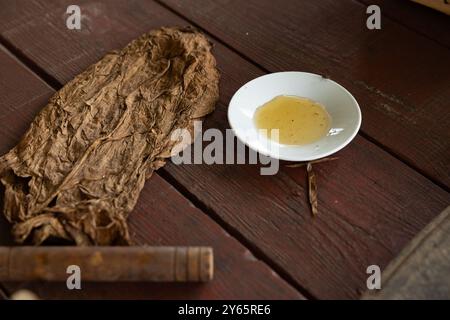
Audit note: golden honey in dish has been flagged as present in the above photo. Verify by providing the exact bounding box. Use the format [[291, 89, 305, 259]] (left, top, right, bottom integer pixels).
[[254, 95, 331, 145]]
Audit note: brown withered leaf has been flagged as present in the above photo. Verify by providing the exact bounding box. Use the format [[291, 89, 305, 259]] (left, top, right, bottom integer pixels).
[[0, 27, 220, 245], [288, 157, 338, 216], [307, 163, 318, 216]]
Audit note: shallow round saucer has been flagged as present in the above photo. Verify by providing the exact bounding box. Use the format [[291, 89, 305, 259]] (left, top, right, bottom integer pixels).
[[228, 72, 362, 161]]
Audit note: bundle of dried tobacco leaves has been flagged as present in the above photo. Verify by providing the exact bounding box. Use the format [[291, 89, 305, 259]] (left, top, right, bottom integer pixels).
[[0, 27, 220, 245]]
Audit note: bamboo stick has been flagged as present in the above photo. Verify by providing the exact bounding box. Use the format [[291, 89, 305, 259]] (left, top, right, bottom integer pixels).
[[0, 246, 213, 282]]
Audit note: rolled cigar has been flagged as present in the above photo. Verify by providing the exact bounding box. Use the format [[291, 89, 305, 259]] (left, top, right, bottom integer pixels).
[[0, 246, 213, 282]]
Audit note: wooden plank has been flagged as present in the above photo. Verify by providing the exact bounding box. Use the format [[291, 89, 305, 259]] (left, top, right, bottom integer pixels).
[[363, 206, 450, 299], [0, 47, 302, 299], [0, 0, 189, 85], [160, 0, 450, 189], [358, 0, 450, 48], [0, 48, 53, 155], [0, 0, 448, 299]]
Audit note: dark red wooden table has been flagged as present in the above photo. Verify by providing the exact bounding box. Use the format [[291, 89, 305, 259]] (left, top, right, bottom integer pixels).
[[0, 0, 449, 299]]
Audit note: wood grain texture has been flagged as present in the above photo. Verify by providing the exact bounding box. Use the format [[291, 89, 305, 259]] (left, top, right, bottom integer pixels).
[[0, 0, 448, 299], [358, 0, 450, 48], [0, 47, 54, 155], [0, 47, 301, 299], [167, 35, 450, 298], [363, 206, 450, 300], [160, 0, 450, 189], [163, 17, 450, 298]]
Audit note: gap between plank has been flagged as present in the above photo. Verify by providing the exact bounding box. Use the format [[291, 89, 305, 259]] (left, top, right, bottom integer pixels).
[[153, 0, 450, 193], [0, 36, 61, 90], [359, 131, 449, 192], [0, 33, 311, 299]]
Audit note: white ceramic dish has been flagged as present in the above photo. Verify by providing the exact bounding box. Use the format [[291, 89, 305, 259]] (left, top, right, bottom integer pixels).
[[227, 72, 362, 161]]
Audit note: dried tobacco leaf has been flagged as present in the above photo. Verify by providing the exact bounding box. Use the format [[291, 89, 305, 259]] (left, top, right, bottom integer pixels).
[[0, 27, 220, 246], [288, 157, 338, 216], [307, 163, 318, 216]]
